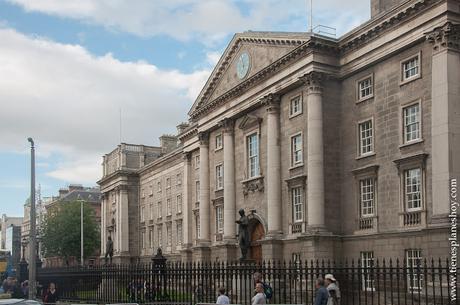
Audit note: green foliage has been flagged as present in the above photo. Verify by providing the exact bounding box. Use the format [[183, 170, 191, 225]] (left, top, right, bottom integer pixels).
[[41, 201, 100, 261]]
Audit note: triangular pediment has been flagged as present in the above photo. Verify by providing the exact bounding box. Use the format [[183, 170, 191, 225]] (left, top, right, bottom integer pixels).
[[189, 32, 309, 119]]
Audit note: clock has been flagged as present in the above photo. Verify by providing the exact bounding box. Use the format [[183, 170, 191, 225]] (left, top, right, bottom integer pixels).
[[236, 52, 250, 79]]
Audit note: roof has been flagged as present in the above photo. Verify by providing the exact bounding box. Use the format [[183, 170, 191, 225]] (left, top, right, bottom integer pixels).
[[58, 189, 101, 203]]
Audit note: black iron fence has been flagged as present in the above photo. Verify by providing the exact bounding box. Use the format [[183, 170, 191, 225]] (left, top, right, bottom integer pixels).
[[36, 258, 457, 305]]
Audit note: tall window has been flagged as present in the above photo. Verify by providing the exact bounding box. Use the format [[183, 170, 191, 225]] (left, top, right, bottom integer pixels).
[[141, 231, 145, 249], [406, 249, 423, 290], [361, 251, 375, 291], [358, 76, 373, 100], [216, 205, 224, 234], [195, 181, 200, 202], [402, 55, 420, 81], [359, 120, 373, 156], [176, 194, 182, 213], [149, 227, 153, 248], [157, 201, 162, 219], [176, 173, 182, 187], [247, 133, 259, 178], [216, 164, 224, 190], [177, 221, 183, 246], [195, 155, 200, 169], [150, 203, 154, 220], [157, 181, 162, 193], [166, 198, 172, 215], [291, 134, 303, 166], [403, 103, 420, 143], [292, 187, 303, 222], [166, 223, 172, 247], [360, 178, 375, 217], [157, 226, 162, 248], [149, 185, 153, 196], [140, 205, 145, 222], [215, 133, 223, 150], [166, 177, 171, 189], [405, 168, 422, 211], [195, 214, 200, 239], [289, 96, 302, 117]]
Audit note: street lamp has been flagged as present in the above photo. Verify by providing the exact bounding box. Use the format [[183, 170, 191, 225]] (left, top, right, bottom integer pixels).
[[27, 137, 36, 300], [78, 195, 84, 267]]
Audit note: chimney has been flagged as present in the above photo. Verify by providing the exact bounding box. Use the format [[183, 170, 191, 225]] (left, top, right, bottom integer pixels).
[[371, 0, 407, 18], [176, 122, 190, 134], [160, 135, 178, 154], [68, 184, 84, 192], [59, 188, 69, 198]]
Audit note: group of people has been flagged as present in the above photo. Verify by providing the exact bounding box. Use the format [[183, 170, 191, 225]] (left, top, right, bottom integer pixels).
[[0, 277, 58, 304], [212, 271, 341, 305]]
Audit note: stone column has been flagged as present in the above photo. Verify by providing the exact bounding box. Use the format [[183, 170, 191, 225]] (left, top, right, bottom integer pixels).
[[182, 153, 192, 247], [262, 93, 283, 235], [426, 23, 460, 218], [221, 119, 236, 242], [119, 186, 130, 253], [198, 132, 211, 244], [301, 71, 326, 230], [101, 193, 106, 256]]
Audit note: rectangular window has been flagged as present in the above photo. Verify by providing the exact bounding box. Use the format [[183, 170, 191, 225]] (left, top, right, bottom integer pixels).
[[157, 226, 162, 248], [247, 133, 259, 178], [406, 249, 423, 290], [167, 223, 172, 246], [176, 194, 182, 213], [166, 198, 172, 216], [176, 173, 182, 187], [140, 205, 145, 222], [360, 178, 375, 217], [291, 134, 303, 166], [289, 95, 302, 117], [149, 227, 154, 248], [141, 231, 145, 249], [358, 76, 373, 100], [215, 133, 223, 150], [157, 181, 162, 193], [141, 188, 145, 198], [157, 201, 162, 219], [361, 251, 375, 291], [216, 164, 224, 190], [195, 214, 200, 239], [359, 120, 373, 156], [195, 181, 200, 202], [292, 187, 303, 222], [195, 155, 200, 169], [402, 56, 420, 81], [166, 177, 171, 189], [177, 222, 183, 246], [403, 103, 421, 143], [149, 184, 153, 196], [405, 168, 422, 211], [150, 203, 154, 220], [216, 205, 224, 234]]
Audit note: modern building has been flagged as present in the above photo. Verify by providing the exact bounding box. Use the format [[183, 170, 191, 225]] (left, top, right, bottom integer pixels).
[[5, 224, 22, 269], [0, 214, 23, 250], [99, 0, 459, 264]]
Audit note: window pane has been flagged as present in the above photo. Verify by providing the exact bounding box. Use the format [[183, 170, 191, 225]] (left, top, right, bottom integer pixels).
[[360, 178, 374, 217], [359, 120, 373, 155], [405, 168, 421, 210], [292, 187, 303, 222]]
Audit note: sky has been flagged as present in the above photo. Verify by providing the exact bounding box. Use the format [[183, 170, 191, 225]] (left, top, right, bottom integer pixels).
[[0, 0, 370, 217]]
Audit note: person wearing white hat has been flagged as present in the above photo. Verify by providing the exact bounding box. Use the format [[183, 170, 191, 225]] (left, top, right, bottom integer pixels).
[[324, 274, 340, 305]]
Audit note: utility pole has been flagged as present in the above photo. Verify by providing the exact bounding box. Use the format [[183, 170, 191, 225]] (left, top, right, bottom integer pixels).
[[27, 137, 36, 300], [309, 0, 313, 32]]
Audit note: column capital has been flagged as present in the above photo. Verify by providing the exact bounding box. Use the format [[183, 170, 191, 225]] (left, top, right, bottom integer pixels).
[[182, 151, 192, 162], [198, 131, 210, 146], [426, 22, 460, 53], [260, 93, 281, 113], [219, 118, 235, 134], [300, 71, 325, 95]]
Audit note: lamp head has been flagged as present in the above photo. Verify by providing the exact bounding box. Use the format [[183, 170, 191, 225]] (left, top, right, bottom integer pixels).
[[27, 138, 34, 146]]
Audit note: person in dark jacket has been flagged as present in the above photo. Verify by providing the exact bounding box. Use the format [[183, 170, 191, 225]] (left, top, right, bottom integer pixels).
[[314, 277, 328, 305], [43, 282, 59, 304]]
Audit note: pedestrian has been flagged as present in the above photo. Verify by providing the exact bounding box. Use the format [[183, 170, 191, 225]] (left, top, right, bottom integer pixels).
[[194, 283, 204, 303], [253, 272, 273, 302], [325, 274, 340, 305], [216, 287, 230, 304], [314, 277, 328, 305], [21, 280, 29, 298], [43, 282, 59, 304], [251, 282, 266, 305]]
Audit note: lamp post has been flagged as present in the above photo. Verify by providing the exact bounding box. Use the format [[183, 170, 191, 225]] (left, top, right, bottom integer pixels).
[[78, 195, 84, 267], [27, 137, 36, 300]]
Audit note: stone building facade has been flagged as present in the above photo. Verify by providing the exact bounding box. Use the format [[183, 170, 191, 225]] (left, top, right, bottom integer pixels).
[[99, 0, 460, 263]]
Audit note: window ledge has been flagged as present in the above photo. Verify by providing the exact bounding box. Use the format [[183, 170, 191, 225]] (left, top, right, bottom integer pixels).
[[289, 112, 302, 119], [356, 95, 374, 104], [214, 147, 223, 152], [399, 74, 421, 86], [399, 139, 424, 149], [356, 152, 376, 160], [241, 175, 264, 184], [289, 163, 304, 170]]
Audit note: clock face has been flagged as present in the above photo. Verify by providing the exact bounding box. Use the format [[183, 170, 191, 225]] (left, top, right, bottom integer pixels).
[[236, 52, 250, 79]]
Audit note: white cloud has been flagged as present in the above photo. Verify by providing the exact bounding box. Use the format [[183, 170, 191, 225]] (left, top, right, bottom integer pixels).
[[6, 0, 370, 43], [0, 28, 210, 184]]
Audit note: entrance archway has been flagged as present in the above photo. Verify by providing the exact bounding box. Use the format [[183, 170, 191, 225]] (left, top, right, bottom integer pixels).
[[249, 218, 265, 263]]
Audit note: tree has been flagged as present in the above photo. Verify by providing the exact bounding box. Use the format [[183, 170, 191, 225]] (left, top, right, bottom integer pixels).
[[41, 201, 100, 263]]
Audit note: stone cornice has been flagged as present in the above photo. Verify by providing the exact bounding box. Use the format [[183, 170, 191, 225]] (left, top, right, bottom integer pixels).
[[426, 22, 460, 52], [260, 93, 281, 113], [190, 36, 338, 121], [177, 125, 198, 142], [339, 0, 439, 55]]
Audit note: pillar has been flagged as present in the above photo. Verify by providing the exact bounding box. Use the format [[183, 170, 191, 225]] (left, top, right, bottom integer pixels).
[[101, 193, 106, 256], [222, 119, 236, 242], [182, 152, 192, 248], [426, 22, 460, 218], [119, 186, 130, 253], [301, 71, 326, 230], [262, 93, 283, 235], [198, 132, 211, 244]]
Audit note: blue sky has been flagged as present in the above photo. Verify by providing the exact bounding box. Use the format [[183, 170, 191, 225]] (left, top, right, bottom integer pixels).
[[0, 0, 369, 217]]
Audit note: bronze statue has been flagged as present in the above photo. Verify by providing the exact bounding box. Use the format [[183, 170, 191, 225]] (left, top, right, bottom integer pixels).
[[105, 236, 113, 264], [235, 208, 250, 260]]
